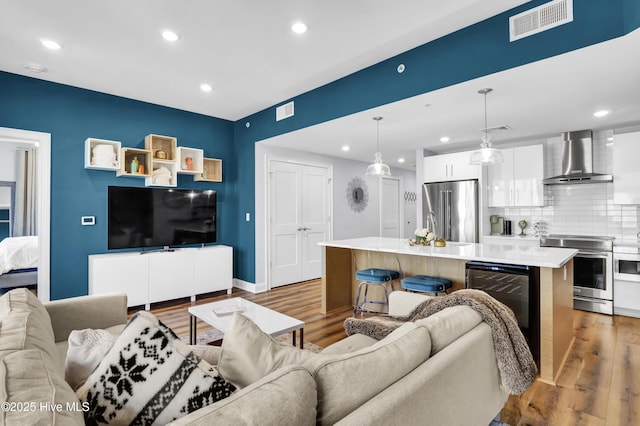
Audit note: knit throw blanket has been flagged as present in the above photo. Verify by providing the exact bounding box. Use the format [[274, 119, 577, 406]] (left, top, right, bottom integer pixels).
[[343, 289, 537, 394]]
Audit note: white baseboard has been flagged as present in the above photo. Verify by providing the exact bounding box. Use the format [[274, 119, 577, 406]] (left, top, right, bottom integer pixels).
[[614, 306, 640, 319], [233, 279, 267, 293]]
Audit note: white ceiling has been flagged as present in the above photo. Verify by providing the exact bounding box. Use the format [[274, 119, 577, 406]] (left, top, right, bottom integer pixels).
[[2, 0, 528, 119], [2, 1, 639, 171]]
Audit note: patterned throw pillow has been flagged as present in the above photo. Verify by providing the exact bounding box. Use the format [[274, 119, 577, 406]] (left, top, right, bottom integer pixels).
[[75, 311, 236, 425]]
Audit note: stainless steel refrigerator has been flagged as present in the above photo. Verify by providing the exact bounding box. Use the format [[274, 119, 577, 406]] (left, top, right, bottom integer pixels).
[[422, 179, 479, 243]]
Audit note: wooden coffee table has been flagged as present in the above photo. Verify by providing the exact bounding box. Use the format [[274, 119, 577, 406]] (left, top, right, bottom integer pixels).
[[188, 297, 305, 348]]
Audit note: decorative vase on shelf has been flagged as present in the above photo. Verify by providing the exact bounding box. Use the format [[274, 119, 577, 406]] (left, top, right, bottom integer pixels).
[[130, 157, 139, 174]]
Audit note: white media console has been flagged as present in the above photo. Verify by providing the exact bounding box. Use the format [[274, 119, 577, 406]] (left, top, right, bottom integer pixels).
[[89, 245, 233, 310]]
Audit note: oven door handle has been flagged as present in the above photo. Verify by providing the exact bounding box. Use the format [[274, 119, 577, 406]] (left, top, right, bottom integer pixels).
[[574, 295, 609, 305], [576, 252, 610, 259]]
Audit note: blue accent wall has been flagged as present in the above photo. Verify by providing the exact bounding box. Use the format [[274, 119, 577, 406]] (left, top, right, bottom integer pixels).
[[0, 72, 235, 299], [231, 0, 640, 283], [624, 0, 640, 32]]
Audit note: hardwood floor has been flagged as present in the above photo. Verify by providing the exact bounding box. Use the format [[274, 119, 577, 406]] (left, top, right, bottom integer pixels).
[[139, 279, 640, 425], [136, 279, 351, 348], [502, 310, 640, 425]]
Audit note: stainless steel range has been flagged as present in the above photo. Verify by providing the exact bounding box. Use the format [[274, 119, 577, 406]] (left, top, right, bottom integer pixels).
[[541, 235, 614, 315]]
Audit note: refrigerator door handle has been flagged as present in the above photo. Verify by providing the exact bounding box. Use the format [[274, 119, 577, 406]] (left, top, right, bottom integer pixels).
[[443, 190, 452, 241]]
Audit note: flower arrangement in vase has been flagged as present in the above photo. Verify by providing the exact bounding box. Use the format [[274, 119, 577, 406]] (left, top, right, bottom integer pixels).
[[409, 228, 435, 246]]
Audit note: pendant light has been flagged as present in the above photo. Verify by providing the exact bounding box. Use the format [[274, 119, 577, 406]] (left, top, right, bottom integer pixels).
[[366, 116, 391, 176], [470, 88, 503, 165]]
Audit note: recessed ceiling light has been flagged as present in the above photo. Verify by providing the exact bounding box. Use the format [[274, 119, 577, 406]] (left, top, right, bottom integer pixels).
[[291, 22, 308, 34], [341, 145, 350, 152], [398, 158, 406, 163], [41, 39, 61, 50], [593, 110, 609, 117], [440, 136, 450, 143], [200, 84, 212, 92], [162, 30, 180, 42]]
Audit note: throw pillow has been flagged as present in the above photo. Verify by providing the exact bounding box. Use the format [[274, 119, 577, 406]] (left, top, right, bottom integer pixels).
[[217, 313, 316, 388], [76, 311, 236, 425], [65, 329, 116, 390]]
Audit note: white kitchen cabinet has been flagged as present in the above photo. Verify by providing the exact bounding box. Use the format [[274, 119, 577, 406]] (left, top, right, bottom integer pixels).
[[89, 245, 233, 309], [487, 145, 544, 207], [613, 131, 640, 205], [423, 150, 481, 183]]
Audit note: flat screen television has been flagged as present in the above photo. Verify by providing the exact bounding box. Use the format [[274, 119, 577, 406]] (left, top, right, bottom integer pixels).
[[108, 186, 216, 250]]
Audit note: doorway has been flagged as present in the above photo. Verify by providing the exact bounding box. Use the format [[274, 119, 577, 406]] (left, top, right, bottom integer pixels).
[[0, 182, 16, 239], [267, 159, 332, 288], [0, 127, 51, 301], [380, 176, 402, 238]]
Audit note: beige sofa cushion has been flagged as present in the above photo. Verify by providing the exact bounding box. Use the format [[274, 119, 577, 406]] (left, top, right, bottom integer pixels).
[[218, 313, 316, 387], [415, 305, 482, 354], [217, 313, 431, 425], [168, 365, 317, 426], [321, 333, 378, 355], [0, 349, 84, 425], [305, 323, 431, 425], [388, 290, 434, 316], [0, 288, 58, 364]]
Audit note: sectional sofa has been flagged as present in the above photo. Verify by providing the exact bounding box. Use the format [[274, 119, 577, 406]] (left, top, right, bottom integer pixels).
[[0, 288, 508, 425]]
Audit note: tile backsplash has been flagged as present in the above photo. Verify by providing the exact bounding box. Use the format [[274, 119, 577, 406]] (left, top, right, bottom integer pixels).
[[490, 130, 640, 242]]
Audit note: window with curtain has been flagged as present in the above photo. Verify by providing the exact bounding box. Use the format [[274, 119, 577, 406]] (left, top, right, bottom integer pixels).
[[14, 147, 37, 236]]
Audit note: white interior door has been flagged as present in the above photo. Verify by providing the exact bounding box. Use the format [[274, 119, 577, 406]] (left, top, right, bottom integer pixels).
[[269, 161, 301, 286], [269, 160, 330, 287], [300, 165, 330, 280], [381, 177, 401, 238]]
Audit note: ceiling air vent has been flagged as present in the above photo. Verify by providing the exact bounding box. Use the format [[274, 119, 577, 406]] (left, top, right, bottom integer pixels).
[[275, 101, 295, 121], [509, 0, 573, 42], [483, 124, 512, 132]]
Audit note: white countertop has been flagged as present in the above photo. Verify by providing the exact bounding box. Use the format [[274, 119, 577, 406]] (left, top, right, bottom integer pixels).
[[319, 237, 577, 268]]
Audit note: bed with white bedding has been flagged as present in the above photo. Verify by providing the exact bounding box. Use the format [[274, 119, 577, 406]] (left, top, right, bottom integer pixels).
[[0, 236, 38, 289]]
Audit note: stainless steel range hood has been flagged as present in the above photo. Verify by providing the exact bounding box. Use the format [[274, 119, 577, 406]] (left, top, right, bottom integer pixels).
[[542, 130, 613, 185]]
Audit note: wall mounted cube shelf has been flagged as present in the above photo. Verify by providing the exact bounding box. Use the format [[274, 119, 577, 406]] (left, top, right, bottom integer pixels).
[[84, 138, 121, 171], [145, 161, 178, 187], [194, 158, 223, 182], [145, 134, 177, 162], [177, 147, 204, 175], [117, 148, 152, 177], [85, 133, 222, 185]]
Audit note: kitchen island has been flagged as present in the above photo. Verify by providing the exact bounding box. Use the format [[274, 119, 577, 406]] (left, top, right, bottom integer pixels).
[[319, 237, 578, 385]]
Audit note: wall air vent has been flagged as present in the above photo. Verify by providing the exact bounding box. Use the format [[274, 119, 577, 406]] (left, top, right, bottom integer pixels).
[[275, 101, 295, 121], [509, 0, 573, 42]]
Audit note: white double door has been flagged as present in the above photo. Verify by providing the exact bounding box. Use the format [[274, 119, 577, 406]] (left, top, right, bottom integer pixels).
[[269, 160, 331, 288]]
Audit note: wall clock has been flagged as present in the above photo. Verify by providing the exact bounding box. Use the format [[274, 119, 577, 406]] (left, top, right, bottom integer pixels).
[[346, 176, 369, 213]]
